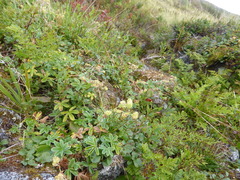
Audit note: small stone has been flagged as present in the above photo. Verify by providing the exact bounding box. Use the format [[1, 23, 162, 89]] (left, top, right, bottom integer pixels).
[[98, 155, 124, 180], [235, 168, 240, 179], [40, 173, 55, 180], [0, 132, 8, 141], [229, 147, 239, 162], [0, 128, 9, 143]]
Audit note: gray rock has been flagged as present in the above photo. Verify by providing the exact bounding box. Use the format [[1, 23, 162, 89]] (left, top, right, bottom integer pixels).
[[0, 131, 9, 142], [0, 108, 21, 121], [98, 155, 124, 180], [236, 168, 240, 179], [229, 147, 239, 162], [35, 173, 55, 180], [179, 54, 190, 64], [152, 94, 163, 104], [0, 172, 55, 180], [0, 172, 29, 180], [152, 94, 168, 109]]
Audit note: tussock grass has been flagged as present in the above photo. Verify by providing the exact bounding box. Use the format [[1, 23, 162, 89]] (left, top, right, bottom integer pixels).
[[134, 0, 239, 25]]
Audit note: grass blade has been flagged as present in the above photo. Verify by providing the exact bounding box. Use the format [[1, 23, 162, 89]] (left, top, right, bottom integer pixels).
[[23, 67, 31, 101], [0, 76, 22, 105], [0, 105, 21, 114], [0, 83, 20, 106], [8, 68, 24, 101]]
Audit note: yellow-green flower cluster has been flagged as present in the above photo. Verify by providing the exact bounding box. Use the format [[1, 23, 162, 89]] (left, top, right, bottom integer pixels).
[[79, 76, 108, 91], [104, 98, 139, 119], [55, 172, 67, 180], [118, 98, 133, 109], [90, 80, 108, 91], [85, 92, 96, 100], [52, 156, 60, 167]]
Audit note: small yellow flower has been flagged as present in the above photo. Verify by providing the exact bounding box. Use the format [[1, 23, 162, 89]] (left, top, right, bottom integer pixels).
[[126, 98, 133, 109], [113, 109, 122, 113], [85, 92, 96, 100], [104, 110, 112, 116], [118, 100, 126, 108], [91, 80, 102, 87], [131, 112, 139, 119], [52, 156, 60, 167], [55, 172, 66, 180], [122, 112, 130, 118]]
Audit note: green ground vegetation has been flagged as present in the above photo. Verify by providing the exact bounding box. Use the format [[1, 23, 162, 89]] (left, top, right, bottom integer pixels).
[[0, 0, 239, 179]]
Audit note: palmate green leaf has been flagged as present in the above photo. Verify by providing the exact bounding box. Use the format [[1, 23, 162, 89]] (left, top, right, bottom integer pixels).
[[58, 105, 63, 111], [40, 133, 59, 146], [123, 144, 134, 154], [105, 134, 118, 147], [51, 139, 72, 158], [69, 113, 75, 121], [115, 142, 122, 155], [69, 106, 76, 111], [35, 152, 53, 163], [71, 110, 79, 114], [54, 101, 62, 111], [133, 158, 142, 167], [23, 159, 38, 166], [85, 146, 95, 156], [54, 100, 70, 111], [68, 158, 81, 175], [91, 154, 101, 163], [60, 106, 79, 122], [103, 156, 113, 167], [63, 114, 68, 122], [99, 144, 114, 157], [69, 106, 78, 113], [32, 136, 46, 143], [36, 145, 51, 153], [84, 136, 99, 156], [62, 101, 70, 108], [60, 111, 68, 115], [38, 124, 52, 134]]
